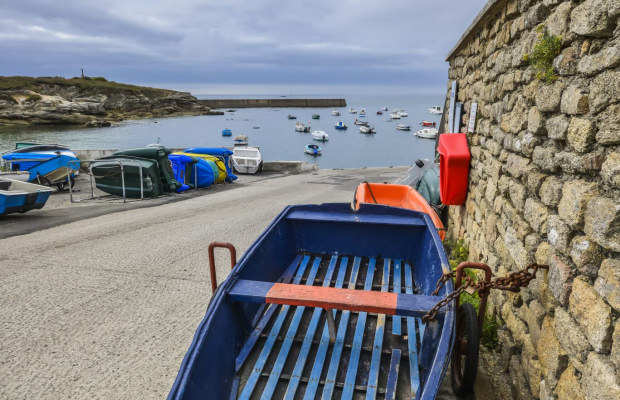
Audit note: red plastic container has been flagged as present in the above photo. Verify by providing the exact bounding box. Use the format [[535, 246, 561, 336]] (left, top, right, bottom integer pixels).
[[437, 133, 470, 205]]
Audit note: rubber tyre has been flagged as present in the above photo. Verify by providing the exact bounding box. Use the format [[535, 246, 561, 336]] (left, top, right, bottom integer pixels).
[[451, 302, 480, 398]]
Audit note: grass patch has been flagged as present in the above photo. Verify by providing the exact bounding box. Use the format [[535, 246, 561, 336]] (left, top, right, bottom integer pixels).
[[445, 238, 500, 349], [0, 76, 175, 96], [523, 25, 562, 82]]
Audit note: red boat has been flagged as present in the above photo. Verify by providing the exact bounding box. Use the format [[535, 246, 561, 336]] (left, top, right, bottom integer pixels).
[[420, 121, 437, 127]]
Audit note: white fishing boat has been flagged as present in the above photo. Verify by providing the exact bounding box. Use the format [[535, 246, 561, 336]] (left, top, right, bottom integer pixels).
[[232, 146, 263, 174], [330, 110, 341, 116], [396, 124, 412, 131], [398, 110, 408, 117], [354, 119, 368, 126], [415, 127, 438, 138], [428, 106, 442, 114], [390, 112, 401, 119], [295, 122, 310, 132], [381, 106, 388, 111], [348, 108, 357, 114], [359, 108, 366, 116], [311, 130, 329, 141], [359, 125, 376, 134]]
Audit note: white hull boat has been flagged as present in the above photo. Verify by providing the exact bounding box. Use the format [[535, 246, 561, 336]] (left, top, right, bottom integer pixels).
[[330, 110, 340, 116], [295, 122, 310, 132], [232, 146, 263, 174], [359, 125, 376, 134], [312, 130, 329, 141], [354, 119, 368, 126], [348, 108, 357, 114], [396, 124, 412, 131], [415, 128, 438, 138], [428, 106, 442, 114], [390, 113, 401, 119]]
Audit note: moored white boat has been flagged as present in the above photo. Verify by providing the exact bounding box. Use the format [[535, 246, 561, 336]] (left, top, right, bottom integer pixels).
[[232, 146, 262, 174], [390, 112, 401, 119], [348, 108, 357, 114], [354, 119, 368, 126], [415, 127, 438, 138], [398, 110, 408, 117], [233, 135, 249, 146], [295, 122, 310, 132], [428, 106, 442, 114], [359, 125, 376, 134], [330, 110, 341, 116], [359, 108, 366, 116], [311, 130, 329, 141], [396, 124, 412, 131]]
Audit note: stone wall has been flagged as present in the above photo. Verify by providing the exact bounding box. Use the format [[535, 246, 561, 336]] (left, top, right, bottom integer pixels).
[[443, 1, 618, 399]]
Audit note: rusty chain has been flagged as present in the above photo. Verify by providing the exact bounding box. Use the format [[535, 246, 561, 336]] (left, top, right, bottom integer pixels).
[[422, 263, 549, 323]]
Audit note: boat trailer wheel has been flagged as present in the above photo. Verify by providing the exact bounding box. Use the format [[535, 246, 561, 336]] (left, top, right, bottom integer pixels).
[[451, 302, 480, 397]]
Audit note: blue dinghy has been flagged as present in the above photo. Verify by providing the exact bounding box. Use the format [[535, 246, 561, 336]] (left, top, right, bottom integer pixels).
[[0, 178, 54, 216], [183, 147, 238, 182], [168, 154, 216, 190], [168, 203, 455, 400]]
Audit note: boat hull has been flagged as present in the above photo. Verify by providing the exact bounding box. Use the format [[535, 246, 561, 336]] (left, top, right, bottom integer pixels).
[[0, 178, 53, 216], [92, 157, 163, 198], [168, 203, 454, 400]]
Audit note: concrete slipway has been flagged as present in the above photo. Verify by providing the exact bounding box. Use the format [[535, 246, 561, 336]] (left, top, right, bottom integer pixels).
[[0, 167, 501, 399]]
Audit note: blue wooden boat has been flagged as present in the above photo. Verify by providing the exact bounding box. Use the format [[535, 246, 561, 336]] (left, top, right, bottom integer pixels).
[[0, 178, 54, 216], [168, 203, 456, 400], [334, 121, 348, 130]]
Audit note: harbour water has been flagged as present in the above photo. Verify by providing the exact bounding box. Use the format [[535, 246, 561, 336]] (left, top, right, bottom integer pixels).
[[0, 93, 444, 169]]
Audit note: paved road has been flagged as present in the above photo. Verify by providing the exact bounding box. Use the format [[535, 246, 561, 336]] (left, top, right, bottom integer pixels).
[[1, 167, 419, 399]]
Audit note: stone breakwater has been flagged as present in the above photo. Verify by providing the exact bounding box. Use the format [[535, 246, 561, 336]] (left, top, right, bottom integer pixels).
[[197, 98, 347, 108], [443, 0, 618, 399], [0, 82, 215, 126]]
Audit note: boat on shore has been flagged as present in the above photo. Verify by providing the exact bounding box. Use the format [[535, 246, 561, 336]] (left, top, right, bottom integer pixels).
[[334, 121, 348, 130], [1, 145, 80, 189], [311, 130, 329, 141], [304, 143, 321, 155], [415, 128, 438, 138], [232, 146, 263, 174], [0, 178, 54, 216], [168, 154, 215, 190], [167, 203, 455, 400], [396, 124, 412, 131]]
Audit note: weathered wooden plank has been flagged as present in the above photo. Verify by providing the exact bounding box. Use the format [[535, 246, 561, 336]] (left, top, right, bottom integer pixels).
[[341, 258, 376, 400], [405, 262, 421, 396], [365, 258, 391, 400], [392, 260, 402, 335], [384, 349, 401, 400]]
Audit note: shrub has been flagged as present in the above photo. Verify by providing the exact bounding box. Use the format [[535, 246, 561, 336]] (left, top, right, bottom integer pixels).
[[25, 94, 42, 102], [523, 25, 562, 82], [92, 77, 108, 82]]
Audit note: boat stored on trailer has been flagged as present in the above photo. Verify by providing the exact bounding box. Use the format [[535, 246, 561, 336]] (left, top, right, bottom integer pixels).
[[168, 203, 455, 400]]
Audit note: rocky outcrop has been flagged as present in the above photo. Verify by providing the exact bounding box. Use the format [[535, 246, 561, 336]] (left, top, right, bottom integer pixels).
[[0, 77, 214, 126], [445, 0, 619, 399]]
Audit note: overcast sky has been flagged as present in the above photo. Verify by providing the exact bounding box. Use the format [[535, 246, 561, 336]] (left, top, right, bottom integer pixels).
[[0, 0, 487, 94]]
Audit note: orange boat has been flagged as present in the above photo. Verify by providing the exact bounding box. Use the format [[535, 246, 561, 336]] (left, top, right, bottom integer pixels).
[[353, 182, 446, 240]]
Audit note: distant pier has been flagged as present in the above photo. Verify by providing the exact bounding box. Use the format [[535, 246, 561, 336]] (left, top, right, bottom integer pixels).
[[197, 98, 347, 109]]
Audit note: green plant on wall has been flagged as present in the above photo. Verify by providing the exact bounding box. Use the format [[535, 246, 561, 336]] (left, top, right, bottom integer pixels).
[[445, 239, 499, 349], [523, 25, 562, 82]]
